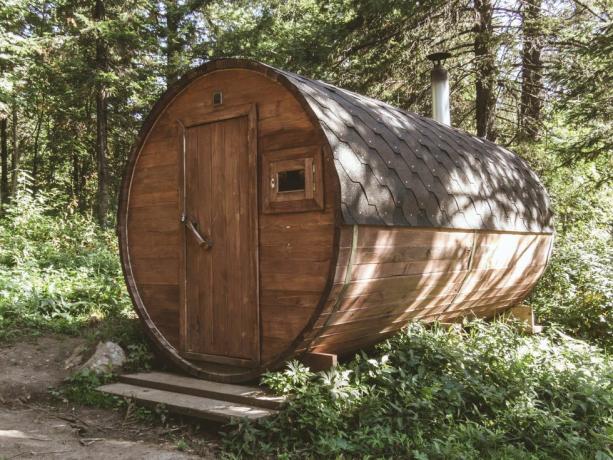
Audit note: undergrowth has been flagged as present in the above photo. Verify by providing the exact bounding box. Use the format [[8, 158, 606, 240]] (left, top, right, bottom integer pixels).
[[0, 182, 135, 346], [0, 181, 155, 388], [223, 321, 612, 459], [529, 236, 612, 351]]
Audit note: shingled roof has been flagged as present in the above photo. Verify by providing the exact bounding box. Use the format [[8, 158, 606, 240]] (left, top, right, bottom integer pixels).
[[274, 67, 553, 233]]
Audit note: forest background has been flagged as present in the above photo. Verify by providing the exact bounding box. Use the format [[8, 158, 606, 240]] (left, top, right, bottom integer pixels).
[[0, 1, 611, 457], [1, 0, 610, 344]]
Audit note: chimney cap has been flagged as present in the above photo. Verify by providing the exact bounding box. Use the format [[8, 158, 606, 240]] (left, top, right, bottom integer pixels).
[[427, 52, 452, 65]]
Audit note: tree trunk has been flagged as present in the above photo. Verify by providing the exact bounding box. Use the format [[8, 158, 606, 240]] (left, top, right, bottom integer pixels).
[[519, 0, 543, 142], [163, 0, 211, 86], [94, 0, 109, 227], [71, 151, 79, 203], [0, 116, 8, 206], [71, 151, 88, 212], [165, 0, 181, 86], [473, 0, 498, 141], [10, 102, 20, 196], [31, 109, 44, 195]]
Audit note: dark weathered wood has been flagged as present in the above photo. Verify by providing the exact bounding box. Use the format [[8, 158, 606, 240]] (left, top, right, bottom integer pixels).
[[300, 352, 337, 371], [259, 128, 318, 152], [261, 146, 324, 213], [139, 284, 180, 346], [182, 109, 259, 365], [120, 63, 338, 381]]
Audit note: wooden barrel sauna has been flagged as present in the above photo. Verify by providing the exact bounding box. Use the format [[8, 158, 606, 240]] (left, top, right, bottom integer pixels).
[[118, 58, 554, 382]]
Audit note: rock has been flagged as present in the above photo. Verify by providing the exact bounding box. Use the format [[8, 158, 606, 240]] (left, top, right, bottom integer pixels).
[[64, 344, 88, 370], [79, 341, 126, 374]]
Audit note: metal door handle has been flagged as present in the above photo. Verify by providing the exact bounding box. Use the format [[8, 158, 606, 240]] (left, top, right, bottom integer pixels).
[[185, 219, 213, 249]]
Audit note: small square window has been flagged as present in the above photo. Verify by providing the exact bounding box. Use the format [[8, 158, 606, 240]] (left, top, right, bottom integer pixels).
[[213, 91, 223, 106], [261, 146, 324, 213]]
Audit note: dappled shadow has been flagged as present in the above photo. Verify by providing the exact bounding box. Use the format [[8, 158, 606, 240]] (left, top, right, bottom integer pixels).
[[311, 226, 552, 353], [284, 71, 555, 353], [283, 70, 553, 234]]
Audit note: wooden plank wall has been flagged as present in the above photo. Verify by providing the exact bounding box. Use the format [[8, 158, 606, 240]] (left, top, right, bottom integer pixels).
[[307, 226, 552, 355], [434, 232, 551, 322], [127, 69, 336, 363]]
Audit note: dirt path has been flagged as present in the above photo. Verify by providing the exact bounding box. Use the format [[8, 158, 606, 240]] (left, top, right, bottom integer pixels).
[[0, 335, 86, 404], [0, 335, 216, 459], [0, 406, 202, 459]]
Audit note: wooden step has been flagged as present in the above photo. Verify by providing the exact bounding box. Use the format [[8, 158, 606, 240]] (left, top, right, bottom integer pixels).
[[118, 371, 285, 410], [98, 382, 277, 423]]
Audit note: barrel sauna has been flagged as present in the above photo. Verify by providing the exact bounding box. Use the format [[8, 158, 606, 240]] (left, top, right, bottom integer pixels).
[[118, 58, 554, 382]]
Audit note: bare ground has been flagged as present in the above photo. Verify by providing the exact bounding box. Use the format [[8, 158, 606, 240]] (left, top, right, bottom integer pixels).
[[0, 335, 217, 459]]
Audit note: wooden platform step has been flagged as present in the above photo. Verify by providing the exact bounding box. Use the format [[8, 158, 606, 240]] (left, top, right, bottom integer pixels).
[[119, 371, 285, 410], [97, 371, 285, 423]]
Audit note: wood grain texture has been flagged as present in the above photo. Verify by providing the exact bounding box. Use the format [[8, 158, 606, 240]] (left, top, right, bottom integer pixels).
[[98, 383, 276, 422], [118, 372, 285, 410], [258, 141, 337, 360], [182, 113, 259, 364], [307, 226, 553, 355], [261, 146, 324, 213], [124, 67, 337, 377]]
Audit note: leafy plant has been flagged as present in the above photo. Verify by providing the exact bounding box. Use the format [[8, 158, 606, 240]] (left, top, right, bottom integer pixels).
[[124, 342, 155, 372], [530, 236, 612, 351], [0, 183, 133, 342], [223, 321, 613, 459], [176, 439, 189, 452]]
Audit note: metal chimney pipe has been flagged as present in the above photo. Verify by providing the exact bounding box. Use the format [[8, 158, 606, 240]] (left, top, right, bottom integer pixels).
[[427, 52, 451, 126]]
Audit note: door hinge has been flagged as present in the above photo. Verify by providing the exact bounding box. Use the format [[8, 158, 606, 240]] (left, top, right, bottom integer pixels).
[[313, 163, 316, 192]]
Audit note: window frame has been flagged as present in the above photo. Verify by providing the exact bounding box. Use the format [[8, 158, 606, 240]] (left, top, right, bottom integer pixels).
[[261, 146, 324, 213]]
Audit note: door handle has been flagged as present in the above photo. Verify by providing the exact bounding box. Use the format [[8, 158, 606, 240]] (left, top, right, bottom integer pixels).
[[185, 219, 213, 249]]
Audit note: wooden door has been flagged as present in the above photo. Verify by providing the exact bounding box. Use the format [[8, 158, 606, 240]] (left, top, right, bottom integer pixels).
[[181, 108, 259, 367]]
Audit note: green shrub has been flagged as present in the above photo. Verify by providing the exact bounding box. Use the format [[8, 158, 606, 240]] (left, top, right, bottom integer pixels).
[[520, 144, 611, 351], [0, 184, 132, 342], [529, 236, 612, 351], [223, 322, 613, 459]]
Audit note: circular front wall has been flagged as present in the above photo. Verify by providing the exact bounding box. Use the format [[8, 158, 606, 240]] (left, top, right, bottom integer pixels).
[[120, 66, 338, 381]]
